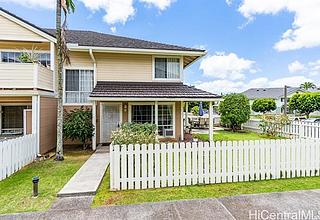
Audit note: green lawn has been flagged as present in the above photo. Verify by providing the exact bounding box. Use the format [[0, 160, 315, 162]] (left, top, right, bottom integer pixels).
[[193, 130, 282, 142], [92, 168, 320, 207], [0, 149, 92, 214]]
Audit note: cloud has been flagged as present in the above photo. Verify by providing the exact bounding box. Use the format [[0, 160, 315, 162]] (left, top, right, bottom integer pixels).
[[3, 0, 175, 25], [235, 0, 320, 51], [0, 0, 55, 9], [196, 75, 315, 94], [287, 59, 320, 77], [199, 52, 256, 80], [139, 0, 175, 10], [288, 60, 305, 73], [110, 26, 117, 33], [225, 0, 233, 6], [78, 0, 135, 25]]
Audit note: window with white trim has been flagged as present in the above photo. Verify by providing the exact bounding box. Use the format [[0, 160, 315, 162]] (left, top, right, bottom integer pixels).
[[158, 104, 174, 137], [154, 57, 181, 79], [65, 69, 94, 104], [130, 103, 174, 137], [0, 51, 51, 67]]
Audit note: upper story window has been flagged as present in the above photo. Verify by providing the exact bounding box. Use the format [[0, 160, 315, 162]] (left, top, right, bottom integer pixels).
[[65, 69, 94, 104], [154, 57, 181, 80], [0, 51, 51, 67]]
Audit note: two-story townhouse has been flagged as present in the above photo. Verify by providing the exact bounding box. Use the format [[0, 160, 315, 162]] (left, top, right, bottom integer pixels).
[[0, 8, 220, 154]]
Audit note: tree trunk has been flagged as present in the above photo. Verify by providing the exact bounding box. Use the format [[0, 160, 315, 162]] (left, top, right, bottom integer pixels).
[[55, 0, 64, 161]]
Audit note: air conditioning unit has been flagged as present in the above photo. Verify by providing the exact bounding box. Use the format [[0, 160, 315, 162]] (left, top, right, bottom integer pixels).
[[164, 129, 173, 137]]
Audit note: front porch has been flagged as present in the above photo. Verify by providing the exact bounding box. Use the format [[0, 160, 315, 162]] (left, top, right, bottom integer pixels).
[[89, 81, 221, 149]]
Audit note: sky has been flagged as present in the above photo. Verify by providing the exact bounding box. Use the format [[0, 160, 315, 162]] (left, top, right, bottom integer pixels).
[[1, 0, 320, 94]]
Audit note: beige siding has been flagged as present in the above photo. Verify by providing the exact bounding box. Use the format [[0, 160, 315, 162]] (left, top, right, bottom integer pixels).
[[66, 51, 93, 68], [95, 53, 153, 81], [0, 63, 54, 91], [0, 15, 47, 42], [38, 65, 54, 91], [39, 97, 57, 154], [0, 63, 34, 88]]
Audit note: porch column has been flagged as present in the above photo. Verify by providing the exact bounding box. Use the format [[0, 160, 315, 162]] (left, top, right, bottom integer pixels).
[[209, 101, 214, 143], [50, 42, 55, 92], [181, 101, 184, 141], [32, 95, 40, 154], [92, 101, 97, 150], [184, 102, 188, 131]]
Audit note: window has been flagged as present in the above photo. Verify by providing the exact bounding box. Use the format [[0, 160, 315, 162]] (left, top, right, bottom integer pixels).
[[158, 104, 174, 136], [131, 105, 155, 124], [130, 103, 174, 137], [1, 52, 21, 63], [155, 57, 181, 79], [65, 69, 94, 104], [1, 51, 51, 67]]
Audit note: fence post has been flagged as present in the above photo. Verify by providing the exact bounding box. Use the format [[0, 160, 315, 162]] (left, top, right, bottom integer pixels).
[[299, 121, 304, 139]]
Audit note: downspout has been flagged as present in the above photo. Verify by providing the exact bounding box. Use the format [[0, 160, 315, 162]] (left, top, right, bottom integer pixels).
[[89, 49, 97, 150], [89, 49, 97, 87]]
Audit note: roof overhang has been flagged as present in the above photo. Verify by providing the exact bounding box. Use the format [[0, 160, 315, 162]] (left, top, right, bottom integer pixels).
[[67, 45, 206, 57], [88, 97, 220, 102], [0, 8, 56, 43]]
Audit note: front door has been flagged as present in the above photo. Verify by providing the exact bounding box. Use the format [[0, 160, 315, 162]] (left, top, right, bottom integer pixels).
[[101, 103, 122, 143]]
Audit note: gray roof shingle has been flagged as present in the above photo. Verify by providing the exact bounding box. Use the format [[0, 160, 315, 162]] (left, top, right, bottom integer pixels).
[[242, 87, 300, 99], [43, 29, 204, 52], [90, 81, 219, 99]]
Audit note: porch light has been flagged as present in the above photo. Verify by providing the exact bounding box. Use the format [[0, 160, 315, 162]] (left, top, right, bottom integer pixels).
[[124, 104, 128, 112], [32, 176, 39, 197]]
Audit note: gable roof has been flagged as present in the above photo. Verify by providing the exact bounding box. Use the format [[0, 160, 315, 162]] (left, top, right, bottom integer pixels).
[[0, 7, 204, 54], [242, 87, 301, 99], [43, 29, 205, 53], [90, 81, 220, 100]]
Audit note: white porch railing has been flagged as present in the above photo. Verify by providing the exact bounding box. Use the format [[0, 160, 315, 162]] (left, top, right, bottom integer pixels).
[[110, 139, 320, 191], [0, 63, 54, 91], [0, 134, 37, 181], [243, 119, 320, 139]]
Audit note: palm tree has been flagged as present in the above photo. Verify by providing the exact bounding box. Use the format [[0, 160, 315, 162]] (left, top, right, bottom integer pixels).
[[55, 0, 75, 161], [300, 82, 316, 91]]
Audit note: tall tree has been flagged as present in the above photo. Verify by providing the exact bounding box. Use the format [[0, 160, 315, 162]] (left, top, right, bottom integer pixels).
[[55, 0, 75, 161], [300, 82, 316, 91]]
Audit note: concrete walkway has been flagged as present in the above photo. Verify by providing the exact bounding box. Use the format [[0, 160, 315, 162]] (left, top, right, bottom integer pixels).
[[2, 189, 320, 220], [57, 145, 109, 197]]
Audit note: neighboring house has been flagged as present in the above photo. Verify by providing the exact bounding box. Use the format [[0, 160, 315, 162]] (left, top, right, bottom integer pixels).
[[242, 87, 304, 114], [0, 8, 220, 154]]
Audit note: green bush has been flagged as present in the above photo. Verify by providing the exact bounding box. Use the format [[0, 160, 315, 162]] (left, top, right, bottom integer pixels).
[[111, 123, 158, 145], [289, 92, 320, 118], [252, 98, 277, 114], [219, 93, 251, 131], [63, 107, 94, 149], [191, 106, 199, 116]]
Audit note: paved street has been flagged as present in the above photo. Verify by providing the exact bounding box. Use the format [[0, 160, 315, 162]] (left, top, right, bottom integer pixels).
[[1, 189, 320, 220]]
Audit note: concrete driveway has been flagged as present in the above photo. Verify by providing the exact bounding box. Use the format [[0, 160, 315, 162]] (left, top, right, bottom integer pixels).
[[1, 189, 320, 220]]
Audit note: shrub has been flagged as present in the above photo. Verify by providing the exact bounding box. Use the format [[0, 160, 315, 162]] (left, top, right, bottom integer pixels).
[[111, 123, 158, 145], [259, 114, 289, 137], [289, 92, 320, 118], [63, 107, 94, 149], [191, 106, 199, 116], [252, 98, 277, 114], [218, 93, 250, 131]]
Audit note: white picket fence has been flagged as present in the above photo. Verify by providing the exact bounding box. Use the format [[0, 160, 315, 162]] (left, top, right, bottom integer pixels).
[[110, 139, 320, 190], [243, 119, 320, 139], [0, 134, 37, 181]]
